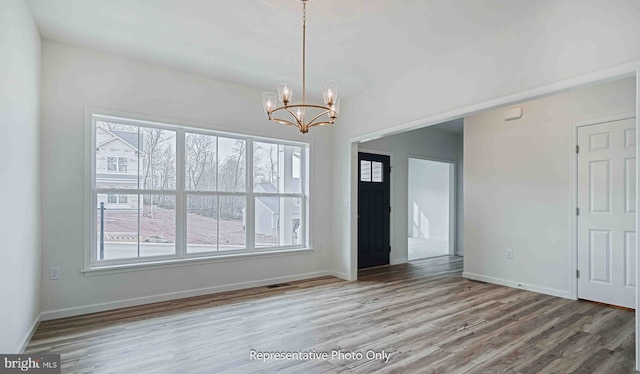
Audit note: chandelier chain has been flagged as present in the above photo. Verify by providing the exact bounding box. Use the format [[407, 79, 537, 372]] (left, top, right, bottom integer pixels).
[[302, 0, 307, 105], [302, 0, 307, 26]]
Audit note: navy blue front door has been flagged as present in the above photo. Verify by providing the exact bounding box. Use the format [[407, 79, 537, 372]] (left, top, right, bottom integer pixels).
[[358, 152, 391, 269]]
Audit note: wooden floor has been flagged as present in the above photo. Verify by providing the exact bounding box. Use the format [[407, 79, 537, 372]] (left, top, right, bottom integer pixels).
[[26, 256, 636, 373]]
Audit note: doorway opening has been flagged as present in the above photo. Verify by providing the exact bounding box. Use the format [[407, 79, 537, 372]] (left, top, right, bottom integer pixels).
[[408, 158, 455, 260]]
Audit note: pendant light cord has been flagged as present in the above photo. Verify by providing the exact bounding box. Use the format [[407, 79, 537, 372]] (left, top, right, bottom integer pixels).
[[302, 0, 307, 105]]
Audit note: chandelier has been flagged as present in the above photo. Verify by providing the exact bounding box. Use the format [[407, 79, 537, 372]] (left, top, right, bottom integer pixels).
[[262, 0, 339, 134]]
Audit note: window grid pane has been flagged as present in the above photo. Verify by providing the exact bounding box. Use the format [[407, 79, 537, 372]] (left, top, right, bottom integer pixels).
[[96, 122, 140, 189], [140, 127, 177, 190], [185, 133, 217, 191], [217, 137, 246, 192], [254, 196, 302, 248], [372, 161, 383, 182], [139, 194, 176, 257], [360, 160, 372, 182], [219, 196, 246, 250], [253, 142, 302, 193], [186, 195, 218, 253]]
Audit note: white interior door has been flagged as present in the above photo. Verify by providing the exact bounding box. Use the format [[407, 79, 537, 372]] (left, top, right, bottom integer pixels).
[[577, 117, 636, 309]]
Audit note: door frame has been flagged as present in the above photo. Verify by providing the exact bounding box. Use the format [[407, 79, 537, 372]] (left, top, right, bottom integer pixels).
[[571, 112, 637, 300], [407, 155, 457, 257]]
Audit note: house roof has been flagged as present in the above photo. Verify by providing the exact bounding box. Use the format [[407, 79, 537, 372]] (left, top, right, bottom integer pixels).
[[256, 183, 277, 193], [257, 196, 279, 213], [97, 125, 142, 152], [255, 180, 301, 193], [112, 130, 141, 150]]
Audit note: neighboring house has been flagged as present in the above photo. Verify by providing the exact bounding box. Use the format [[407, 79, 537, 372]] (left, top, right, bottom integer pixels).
[[254, 183, 279, 236], [95, 124, 142, 210], [250, 182, 301, 244]]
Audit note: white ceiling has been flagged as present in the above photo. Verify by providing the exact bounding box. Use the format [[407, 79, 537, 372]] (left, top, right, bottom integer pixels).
[[26, 0, 552, 99]]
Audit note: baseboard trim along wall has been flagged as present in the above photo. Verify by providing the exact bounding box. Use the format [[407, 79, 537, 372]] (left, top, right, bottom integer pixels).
[[41, 271, 343, 321], [390, 258, 408, 265], [328, 270, 350, 280], [462, 272, 574, 300], [17, 312, 41, 353]]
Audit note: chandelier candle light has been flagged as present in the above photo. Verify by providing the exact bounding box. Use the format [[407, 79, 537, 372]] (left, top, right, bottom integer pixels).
[[262, 0, 340, 134]]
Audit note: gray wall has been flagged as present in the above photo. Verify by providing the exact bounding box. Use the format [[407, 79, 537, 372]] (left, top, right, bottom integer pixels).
[[0, 0, 41, 353], [360, 125, 463, 263], [463, 77, 635, 298]]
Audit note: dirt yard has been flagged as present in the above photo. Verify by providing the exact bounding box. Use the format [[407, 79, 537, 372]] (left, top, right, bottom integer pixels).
[[98, 206, 278, 246]]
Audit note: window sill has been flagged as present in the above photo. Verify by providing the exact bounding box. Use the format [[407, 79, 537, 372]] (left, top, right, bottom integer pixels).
[[82, 247, 315, 276]]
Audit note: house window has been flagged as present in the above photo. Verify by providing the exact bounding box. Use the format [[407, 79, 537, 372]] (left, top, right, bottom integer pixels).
[[89, 114, 308, 268], [118, 157, 128, 172], [106, 194, 129, 204], [107, 157, 117, 171], [106, 157, 128, 173]]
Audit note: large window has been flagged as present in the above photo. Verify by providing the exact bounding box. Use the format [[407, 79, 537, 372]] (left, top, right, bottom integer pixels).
[[89, 114, 308, 267]]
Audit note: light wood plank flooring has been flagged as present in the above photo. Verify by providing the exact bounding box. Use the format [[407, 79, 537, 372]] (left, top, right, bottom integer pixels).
[[26, 256, 636, 373]]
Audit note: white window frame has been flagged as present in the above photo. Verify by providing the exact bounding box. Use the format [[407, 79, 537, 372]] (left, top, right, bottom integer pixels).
[[84, 111, 309, 270]]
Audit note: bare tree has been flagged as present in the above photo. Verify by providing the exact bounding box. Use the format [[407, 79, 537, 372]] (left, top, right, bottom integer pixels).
[[185, 133, 215, 190], [253, 142, 278, 185], [97, 121, 134, 133], [267, 144, 278, 184], [142, 128, 173, 190], [218, 140, 246, 219]]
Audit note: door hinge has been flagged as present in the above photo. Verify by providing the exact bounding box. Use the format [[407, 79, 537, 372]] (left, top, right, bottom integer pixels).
[[389, 206, 392, 213], [576, 145, 580, 154], [576, 207, 580, 216], [389, 246, 391, 253], [576, 269, 580, 278]]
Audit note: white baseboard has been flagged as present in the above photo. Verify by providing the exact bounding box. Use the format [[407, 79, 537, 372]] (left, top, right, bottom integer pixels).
[[328, 270, 350, 280], [462, 272, 574, 300], [41, 270, 338, 321], [390, 258, 408, 265], [17, 312, 41, 353]]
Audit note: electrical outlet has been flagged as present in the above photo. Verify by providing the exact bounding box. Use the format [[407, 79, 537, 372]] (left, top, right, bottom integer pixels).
[[506, 249, 513, 259], [49, 267, 60, 280]]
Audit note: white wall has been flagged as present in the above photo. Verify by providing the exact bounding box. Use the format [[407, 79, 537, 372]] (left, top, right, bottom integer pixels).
[[408, 159, 450, 241], [359, 127, 463, 264], [0, 0, 41, 352], [39, 41, 334, 318], [332, 0, 640, 280], [463, 77, 636, 297]]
